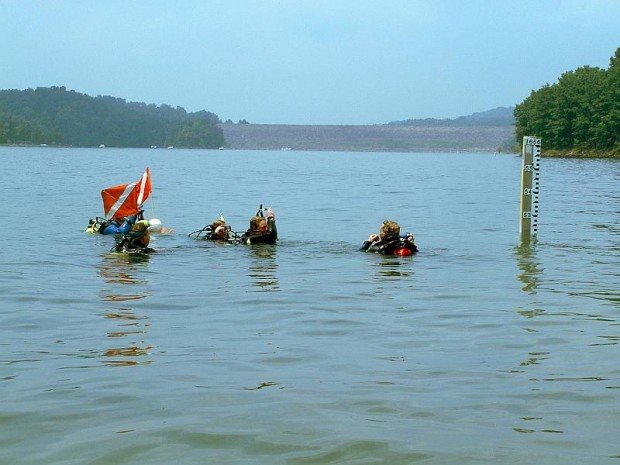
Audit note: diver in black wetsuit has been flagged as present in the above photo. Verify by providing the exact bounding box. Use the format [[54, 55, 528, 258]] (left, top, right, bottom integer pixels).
[[361, 220, 418, 255], [187, 216, 232, 242], [113, 219, 151, 253], [240, 206, 277, 245], [203, 219, 231, 241]]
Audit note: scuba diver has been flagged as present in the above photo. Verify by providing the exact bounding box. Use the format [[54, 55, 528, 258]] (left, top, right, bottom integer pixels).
[[113, 219, 152, 253], [361, 220, 418, 256], [86, 216, 131, 234], [188, 214, 233, 241], [87, 211, 144, 235], [239, 205, 277, 245]]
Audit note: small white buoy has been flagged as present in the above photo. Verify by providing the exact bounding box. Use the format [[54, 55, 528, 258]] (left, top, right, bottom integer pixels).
[[149, 218, 163, 232]]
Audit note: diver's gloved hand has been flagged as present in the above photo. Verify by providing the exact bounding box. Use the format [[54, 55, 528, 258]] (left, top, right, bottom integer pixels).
[[266, 207, 275, 220], [368, 234, 379, 242]]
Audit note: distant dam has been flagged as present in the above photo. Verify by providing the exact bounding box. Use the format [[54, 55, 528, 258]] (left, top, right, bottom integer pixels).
[[219, 123, 516, 152]]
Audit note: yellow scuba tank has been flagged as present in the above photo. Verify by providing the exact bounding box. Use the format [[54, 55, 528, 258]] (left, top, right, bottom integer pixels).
[[85, 219, 101, 234]]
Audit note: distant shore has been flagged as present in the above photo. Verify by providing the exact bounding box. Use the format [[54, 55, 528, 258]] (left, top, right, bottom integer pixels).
[[542, 149, 620, 159], [3, 127, 618, 158]]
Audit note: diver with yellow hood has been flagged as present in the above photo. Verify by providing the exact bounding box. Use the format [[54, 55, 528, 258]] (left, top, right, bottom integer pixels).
[[113, 219, 152, 253]]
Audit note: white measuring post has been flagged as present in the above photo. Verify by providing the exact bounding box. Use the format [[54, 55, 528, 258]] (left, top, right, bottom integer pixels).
[[520, 136, 541, 240]]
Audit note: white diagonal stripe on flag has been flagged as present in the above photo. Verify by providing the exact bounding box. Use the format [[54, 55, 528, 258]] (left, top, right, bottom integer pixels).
[[137, 170, 148, 206], [107, 182, 136, 219]]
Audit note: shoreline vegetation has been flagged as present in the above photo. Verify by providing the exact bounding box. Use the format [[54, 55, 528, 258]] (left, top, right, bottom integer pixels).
[[540, 149, 619, 159], [514, 47, 619, 158], [0, 87, 225, 149]]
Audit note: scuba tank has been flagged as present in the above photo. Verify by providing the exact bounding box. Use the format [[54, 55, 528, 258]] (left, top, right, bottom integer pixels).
[[393, 233, 416, 256], [394, 246, 413, 256]]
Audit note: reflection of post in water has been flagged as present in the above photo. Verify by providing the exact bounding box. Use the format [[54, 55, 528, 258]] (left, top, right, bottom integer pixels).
[[247, 244, 279, 291], [512, 241, 554, 435], [98, 253, 153, 366], [515, 239, 541, 294]]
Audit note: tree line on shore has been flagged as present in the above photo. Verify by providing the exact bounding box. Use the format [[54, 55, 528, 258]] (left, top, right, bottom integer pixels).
[[514, 47, 619, 156], [0, 86, 225, 148]]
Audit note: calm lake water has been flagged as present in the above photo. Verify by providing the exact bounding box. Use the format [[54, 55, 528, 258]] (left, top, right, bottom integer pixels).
[[0, 147, 618, 465]]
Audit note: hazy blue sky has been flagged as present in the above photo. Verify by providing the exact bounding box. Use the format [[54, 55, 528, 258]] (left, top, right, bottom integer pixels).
[[1, 1, 618, 124]]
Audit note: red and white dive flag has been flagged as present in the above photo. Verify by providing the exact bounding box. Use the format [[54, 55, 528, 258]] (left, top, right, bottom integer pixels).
[[101, 168, 152, 220]]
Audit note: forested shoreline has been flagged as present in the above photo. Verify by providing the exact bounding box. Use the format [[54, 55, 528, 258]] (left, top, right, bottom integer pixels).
[[0, 87, 224, 148], [514, 47, 619, 157]]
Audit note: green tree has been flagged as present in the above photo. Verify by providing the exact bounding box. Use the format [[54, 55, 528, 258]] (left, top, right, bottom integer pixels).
[[514, 47, 620, 154], [0, 87, 225, 148]]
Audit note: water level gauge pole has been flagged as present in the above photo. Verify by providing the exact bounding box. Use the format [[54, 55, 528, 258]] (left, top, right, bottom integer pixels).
[[520, 136, 541, 241]]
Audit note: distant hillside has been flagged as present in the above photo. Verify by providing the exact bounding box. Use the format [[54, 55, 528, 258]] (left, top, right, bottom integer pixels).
[[389, 106, 515, 127], [0, 86, 225, 148]]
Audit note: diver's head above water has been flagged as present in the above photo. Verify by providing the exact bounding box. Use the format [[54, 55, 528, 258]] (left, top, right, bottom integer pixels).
[[249, 216, 268, 233], [379, 220, 400, 240], [209, 219, 229, 240]]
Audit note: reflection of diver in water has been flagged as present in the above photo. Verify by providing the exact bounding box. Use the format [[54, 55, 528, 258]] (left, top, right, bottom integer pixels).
[[370, 255, 414, 279], [98, 253, 152, 366], [515, 240, 542, 294], [99, 251, 151, 284], [99, 255, 149, 287], [247, 244, 279, 291]]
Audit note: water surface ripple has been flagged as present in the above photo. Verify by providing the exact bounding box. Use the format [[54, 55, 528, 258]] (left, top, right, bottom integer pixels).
[[0, 147, 618, 464]]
